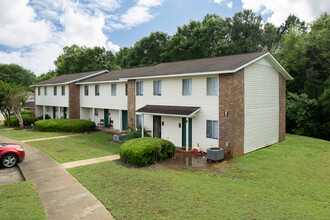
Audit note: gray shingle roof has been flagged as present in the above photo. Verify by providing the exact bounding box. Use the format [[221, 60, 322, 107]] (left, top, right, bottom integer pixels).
[[78, 51, 267, 83], [33, 70, 108, 86], [136, 105, 200, 116]]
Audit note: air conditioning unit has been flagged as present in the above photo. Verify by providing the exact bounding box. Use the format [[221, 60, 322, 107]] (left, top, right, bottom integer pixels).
[[113, 134, 127, 142], [207, 148, 224, 162]]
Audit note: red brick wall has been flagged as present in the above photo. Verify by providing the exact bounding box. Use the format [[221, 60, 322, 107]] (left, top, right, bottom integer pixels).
[[218, 69, 245, 158], [279, 74, 286, 142], [68, 83, 80, 119], [127, 80, 136, 129]]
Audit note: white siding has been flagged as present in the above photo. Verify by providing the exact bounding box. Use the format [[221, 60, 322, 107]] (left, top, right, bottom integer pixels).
[[244, 58, 279, 154], [136, 75, 219, 152], [80, 107, 121, 130], [161, 116, 182, 147], [80, 83, 127, 110], [35, 85, 69, 107]]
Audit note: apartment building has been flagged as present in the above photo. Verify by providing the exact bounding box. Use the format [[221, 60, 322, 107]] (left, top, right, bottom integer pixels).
[[33, 51, 292, 157]]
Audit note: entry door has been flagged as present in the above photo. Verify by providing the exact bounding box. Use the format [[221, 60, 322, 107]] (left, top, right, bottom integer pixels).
[[153, 116, 161, 138], [104, 109, 109, 127], [53, 107, 56, 119], [64, 107, 67, 119], [122, 110, 128, 130], [181, 118, 192, 148]]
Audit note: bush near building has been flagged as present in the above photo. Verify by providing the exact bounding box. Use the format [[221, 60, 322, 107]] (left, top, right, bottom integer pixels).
[[34, 119, 96, 132], [119, 137, 176, 166]]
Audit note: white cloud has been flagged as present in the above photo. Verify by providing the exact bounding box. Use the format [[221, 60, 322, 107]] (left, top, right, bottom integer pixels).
[[107, 42, 120, 52], [0, 0, 52, 47], [214, 0, 224, 4], [226, 1, 233, 8], [241, 0, 330, 26], [120, 0, 164, 28]]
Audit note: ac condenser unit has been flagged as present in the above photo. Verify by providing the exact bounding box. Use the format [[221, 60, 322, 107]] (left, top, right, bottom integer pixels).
[[207, 148, 224, 162]]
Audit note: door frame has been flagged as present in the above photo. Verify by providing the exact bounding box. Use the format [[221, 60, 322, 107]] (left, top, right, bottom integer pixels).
[[181, 118, 192, 149], [153, 115, 162, 138], [104, 109, 109, 127], [122, 110, 128, 130]]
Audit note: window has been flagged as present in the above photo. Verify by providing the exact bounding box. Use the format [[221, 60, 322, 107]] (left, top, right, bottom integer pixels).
[[84, 85, 89, 96], [37, 87, 40, 96], [54, 86, 57, 96], [47, 106, 50, 112], [182, 79, 192, 96], [111, 84, 117, 96], [44, 87, 47, 96], [153, 80, 161, 96], [136, 115, 142, 128], [95, 85, 100, 96], [206, 120, 218, 139], [136, 81, 143, 96], [207, 77, 218, 96], [95, 108, 99, 116], [61, 86, 65, 96]]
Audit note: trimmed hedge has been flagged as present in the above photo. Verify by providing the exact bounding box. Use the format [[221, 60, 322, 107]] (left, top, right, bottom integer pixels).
[[4, 116, 38, 126], [21, 110, 32, 114], [34, 119, 96, 132], [119, 137, 176, 166]]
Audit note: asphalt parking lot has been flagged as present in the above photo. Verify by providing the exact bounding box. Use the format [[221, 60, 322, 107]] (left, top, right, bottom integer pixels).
[[0, 166, 24, 184]]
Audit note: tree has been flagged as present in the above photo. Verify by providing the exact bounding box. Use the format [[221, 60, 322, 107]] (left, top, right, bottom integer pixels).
[[36, 70, 57, 83], [0, 64, 36, 86], [277, 14, 307, 37], [0, 81, 11, 126], [262, 23, 279, 51], [228, 10, 263, 53], [54, 45, 119, 75]]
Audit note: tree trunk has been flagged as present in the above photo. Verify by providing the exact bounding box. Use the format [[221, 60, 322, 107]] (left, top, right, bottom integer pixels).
[[13, 110, 24, 128]]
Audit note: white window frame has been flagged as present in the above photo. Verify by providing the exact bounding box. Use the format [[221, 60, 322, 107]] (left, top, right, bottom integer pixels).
[[95, 85, 100, 96], [136, 114, 142, 128], [182, 79, 192, 96], [206, 120, 218, 139], [111, 84, 117, 96], [61, 86, 65, 96], [136, 81, 143, 96], [84, 85, 89, 96], [153, 80, 162, 96], [54, 86, 57, 96], [207, 77, 219, 96]]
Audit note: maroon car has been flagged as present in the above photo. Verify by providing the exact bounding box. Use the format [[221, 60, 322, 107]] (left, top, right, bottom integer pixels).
[[0, 143, 25, 168]]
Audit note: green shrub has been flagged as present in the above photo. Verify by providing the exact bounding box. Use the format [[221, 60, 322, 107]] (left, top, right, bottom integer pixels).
[[21, 110, 32, 114], [125, 125, 151, 141], [36, 114, 51, 120], [119, 137, 176, 166], [4, 116, 38, 126], [34, 119, 96, 132]]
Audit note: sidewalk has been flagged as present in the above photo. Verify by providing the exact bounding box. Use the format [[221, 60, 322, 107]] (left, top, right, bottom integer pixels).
[[62, 155, 120, 169], [0, 135, 114, 220], [21, 134, 83, 143]]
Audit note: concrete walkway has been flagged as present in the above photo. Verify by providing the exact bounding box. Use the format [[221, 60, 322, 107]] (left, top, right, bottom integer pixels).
[[0, 135, 114, 220], [62, 155, 120, 169], [21, 134, 83, 143]]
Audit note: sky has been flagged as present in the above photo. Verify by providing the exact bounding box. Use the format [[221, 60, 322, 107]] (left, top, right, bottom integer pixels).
[[0, 0, 329, 76]]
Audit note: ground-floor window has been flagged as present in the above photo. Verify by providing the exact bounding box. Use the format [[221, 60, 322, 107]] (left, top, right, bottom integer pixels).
[[46, 106, 50, 112], [136, 115, 142, 128], [95, 108, 99, 116], [206, 120, 218, 139]]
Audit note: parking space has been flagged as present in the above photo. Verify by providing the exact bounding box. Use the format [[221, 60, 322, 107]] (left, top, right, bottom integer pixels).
[[0, 166, 24, 184]]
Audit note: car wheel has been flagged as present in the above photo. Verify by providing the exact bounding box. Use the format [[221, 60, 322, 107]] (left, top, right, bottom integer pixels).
[[1, 154, 18, 168]]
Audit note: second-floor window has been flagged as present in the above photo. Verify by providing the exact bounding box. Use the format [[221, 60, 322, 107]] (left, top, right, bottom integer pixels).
[[61, 86, 65, 96], [84, 86, 89, 96], [153, 80, 161, 96], [54, 86, 57, 96], [95, 85, 100, 96], [182, 79, 192, 96], [38, 87, 40, 96], [44, 87, 47, 96], [111, 84, 117, 96], [125, 83, 128, 96], [136, 81, 143, 96], [207, 77, 218, 96]]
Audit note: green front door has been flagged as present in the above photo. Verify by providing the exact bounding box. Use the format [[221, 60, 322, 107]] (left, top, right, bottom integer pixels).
[[181, 118, 192, 148], [122, 110, 128, 130], [53, 107, 56, 119], [64, 107, 67, 119], [104, 109, 109, 127]]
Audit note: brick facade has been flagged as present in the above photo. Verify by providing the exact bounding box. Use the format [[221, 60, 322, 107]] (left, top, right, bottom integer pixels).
[[279, 74, 286, 142], [218, 69, 245, 158], [68, 83, 80, 119], [127, 80, 136, 129]]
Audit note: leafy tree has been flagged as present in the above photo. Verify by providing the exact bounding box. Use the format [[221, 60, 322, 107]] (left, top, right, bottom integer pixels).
[[54, 44, 119, 75], [36, 70, 57, 83], [116, 47, 131, 69], [0, 64, 36, 86], [228, 10, 263, 53], [262, 23, 279, 51], [277, 14, 307, 37], [0, 81, 11, 126]]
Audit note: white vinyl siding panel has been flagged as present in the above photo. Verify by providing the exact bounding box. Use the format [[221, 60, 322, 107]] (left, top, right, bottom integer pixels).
[[136, 75, 219, 152], [161, 116, 182, 147], [244, 58, 279, 154], [35, 85, 69, 107]]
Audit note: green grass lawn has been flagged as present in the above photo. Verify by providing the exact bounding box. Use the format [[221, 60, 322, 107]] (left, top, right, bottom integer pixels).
[[69, 134, 330, 219], [0, 129, 70, 140], [0, 181, 47, 219], [29, 133, 121, 163]]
